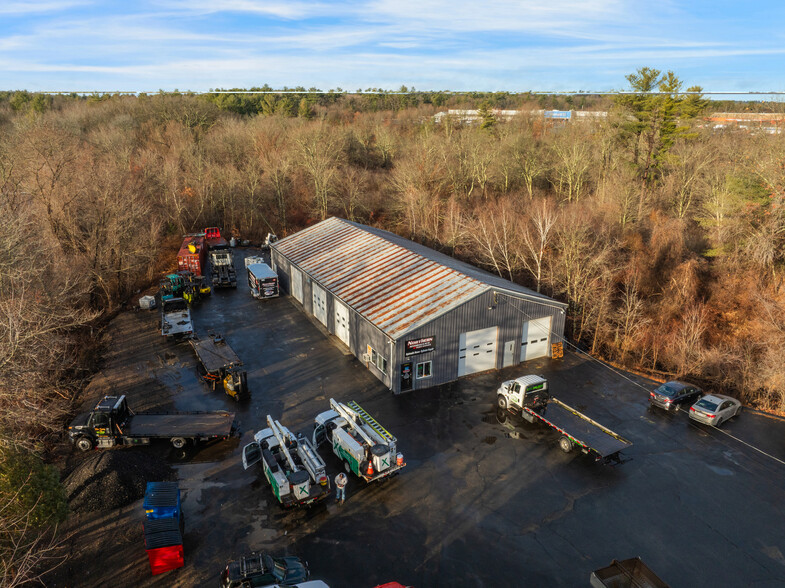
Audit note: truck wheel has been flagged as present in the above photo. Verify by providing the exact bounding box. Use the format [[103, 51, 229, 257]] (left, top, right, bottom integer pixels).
[[497, 395, 508, 410], [76, 437, 94, 452], [171, 437, 187, 449], [558, 436, 573, 453]]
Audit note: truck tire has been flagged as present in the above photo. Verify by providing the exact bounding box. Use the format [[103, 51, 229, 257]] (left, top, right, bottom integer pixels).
[[497, 395, 508, 410], [171, 437, 187, 449], [76, 437, 94, 452], [558, 436, 573, 453]]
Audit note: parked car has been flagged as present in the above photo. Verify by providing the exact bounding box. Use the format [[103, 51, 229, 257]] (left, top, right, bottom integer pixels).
[[689, 394, 742, 427], [649, 381, 703, 412], [220, 553, 309, 588]]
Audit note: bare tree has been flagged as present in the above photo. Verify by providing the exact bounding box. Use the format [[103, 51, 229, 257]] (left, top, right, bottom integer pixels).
[[519, 198, 557, 292]]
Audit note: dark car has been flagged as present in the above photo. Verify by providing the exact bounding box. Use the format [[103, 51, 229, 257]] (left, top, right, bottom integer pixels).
[[649, 381, 703, 412], [220, 553, 309, 588]]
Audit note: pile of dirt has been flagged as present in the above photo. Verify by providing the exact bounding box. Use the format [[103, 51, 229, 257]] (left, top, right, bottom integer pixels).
[[63, 449, 176, 513]]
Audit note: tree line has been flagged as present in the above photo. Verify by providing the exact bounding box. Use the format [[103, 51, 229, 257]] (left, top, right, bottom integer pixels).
[[1, 68, 784, 583]]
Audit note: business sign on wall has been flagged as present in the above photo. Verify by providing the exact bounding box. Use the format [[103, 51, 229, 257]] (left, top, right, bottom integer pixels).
[[405, 336, 435, 357]]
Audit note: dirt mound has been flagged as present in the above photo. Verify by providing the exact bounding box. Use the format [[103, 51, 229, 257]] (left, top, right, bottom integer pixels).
[[63, 449, 176, 513]]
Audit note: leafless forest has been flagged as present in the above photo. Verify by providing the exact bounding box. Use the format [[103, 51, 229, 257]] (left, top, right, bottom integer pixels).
[[1, 81, 784, 581]]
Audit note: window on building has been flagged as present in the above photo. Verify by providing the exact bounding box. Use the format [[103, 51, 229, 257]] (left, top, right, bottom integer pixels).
[[368, 346, 387, 375], [416, 361, 432, 379]]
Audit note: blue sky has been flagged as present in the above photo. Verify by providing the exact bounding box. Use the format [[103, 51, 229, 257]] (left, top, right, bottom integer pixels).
[[1, 1, 784, 94]]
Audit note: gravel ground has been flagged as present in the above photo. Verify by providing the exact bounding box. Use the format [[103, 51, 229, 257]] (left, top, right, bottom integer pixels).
[[64, 448, 175, 513]]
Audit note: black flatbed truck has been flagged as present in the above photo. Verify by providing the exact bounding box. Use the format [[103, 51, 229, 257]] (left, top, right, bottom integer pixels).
[[68, 395, 236, 451]]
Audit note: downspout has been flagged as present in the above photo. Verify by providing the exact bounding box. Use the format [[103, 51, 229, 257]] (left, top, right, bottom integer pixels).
[[388, 338, 394, 392]]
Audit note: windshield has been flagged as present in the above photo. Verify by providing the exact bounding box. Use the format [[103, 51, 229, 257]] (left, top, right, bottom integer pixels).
[[695, 398, 718, 411], [269, 557, 286, 581], [654, 383, 681, 397]]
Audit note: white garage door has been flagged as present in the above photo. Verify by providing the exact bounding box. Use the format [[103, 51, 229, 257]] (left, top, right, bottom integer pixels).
[[334, 300, 351, 348], [521, 316, 551, 361], [291, 268, 303, 303], [458, 326, 498, 377], [312, 283, 327, 326]]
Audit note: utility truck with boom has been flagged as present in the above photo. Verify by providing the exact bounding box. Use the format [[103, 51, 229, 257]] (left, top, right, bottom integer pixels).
[[68, 395, 236, 451], [313, 399, 405, 482], [242, 416, 330, 508], [496, 375, 632, 464]]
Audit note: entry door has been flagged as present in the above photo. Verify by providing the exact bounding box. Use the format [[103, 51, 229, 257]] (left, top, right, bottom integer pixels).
[[521, 316, 551, 361], [291, 268, 303, 303], [312, 283, 327, 326], [334, 300, 351, 348], [502, 340, 516, 368], [458, 326, 498, 376]]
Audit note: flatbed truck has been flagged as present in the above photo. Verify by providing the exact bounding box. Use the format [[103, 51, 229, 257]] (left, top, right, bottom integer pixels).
[[497, 375, 632, 464], [590, 557, 669, 588], [242, 416, 330, 508], [190, 334, 249, 401], [313, 399, 405, 482], [68, 395, 236, 451]]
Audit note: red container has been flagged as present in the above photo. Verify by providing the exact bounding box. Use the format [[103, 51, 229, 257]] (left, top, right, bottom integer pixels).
[[146, 544, 184, 575], [203, 227, 228, 250], [177, 236, 207, 276]]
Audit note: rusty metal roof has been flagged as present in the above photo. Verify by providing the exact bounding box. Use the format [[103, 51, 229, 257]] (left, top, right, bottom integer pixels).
[[273, 217, 564, 340]]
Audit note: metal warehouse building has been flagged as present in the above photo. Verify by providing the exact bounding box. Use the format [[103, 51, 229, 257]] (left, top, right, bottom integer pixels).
[[270, 217, 567, 394]]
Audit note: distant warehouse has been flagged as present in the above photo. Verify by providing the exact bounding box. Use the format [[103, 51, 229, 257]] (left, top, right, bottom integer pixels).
[[270, 218, 567, 394]]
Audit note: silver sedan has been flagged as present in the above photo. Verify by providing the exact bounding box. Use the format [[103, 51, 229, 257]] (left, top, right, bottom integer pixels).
[[689, 394, 742, 427]]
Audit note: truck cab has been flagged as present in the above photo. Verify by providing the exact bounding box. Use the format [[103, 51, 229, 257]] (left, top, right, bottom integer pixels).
[[68, 396, 130, 451], [497, 375, 550, 413]]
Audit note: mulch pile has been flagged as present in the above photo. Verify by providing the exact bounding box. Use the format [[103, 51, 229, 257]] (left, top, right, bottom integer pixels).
[[63, 449, 176, 513]]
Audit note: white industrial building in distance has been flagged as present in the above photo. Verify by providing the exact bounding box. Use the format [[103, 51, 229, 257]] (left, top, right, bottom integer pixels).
[[270, 217, 567, 394]]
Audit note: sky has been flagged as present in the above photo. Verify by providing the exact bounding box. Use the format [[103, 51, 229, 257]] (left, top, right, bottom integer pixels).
[[1, 1, 784, 94]]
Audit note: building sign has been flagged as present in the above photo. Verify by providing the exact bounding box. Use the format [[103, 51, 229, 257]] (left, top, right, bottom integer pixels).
[[405, 336, 435, 357]]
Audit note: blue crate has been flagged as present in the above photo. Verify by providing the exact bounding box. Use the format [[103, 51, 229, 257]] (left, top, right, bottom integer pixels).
[[144, 481, 181, 520]]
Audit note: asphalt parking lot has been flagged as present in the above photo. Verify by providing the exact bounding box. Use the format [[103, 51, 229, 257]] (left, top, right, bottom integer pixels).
[[57, 249, 785, 587]]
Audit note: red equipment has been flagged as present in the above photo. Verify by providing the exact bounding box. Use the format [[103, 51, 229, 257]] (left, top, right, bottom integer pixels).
[[177, 236, 207, 276]]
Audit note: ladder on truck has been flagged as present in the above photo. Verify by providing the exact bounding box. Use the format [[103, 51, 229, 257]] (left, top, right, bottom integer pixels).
[[347, 401, 396, 443], [267, 416, 299, 472]]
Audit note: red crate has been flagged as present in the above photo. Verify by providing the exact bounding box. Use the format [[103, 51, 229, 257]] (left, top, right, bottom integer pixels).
[[146, 544, 184, 575]]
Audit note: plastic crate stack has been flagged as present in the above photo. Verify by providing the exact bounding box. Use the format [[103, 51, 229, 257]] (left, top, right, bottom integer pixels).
[[143, 481, 184, 575]]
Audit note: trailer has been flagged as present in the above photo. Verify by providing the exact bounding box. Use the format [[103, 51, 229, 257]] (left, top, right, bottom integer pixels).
[[247, 262, 279, 299], [497, 375, 632, 464], [590, 557, 670, 588], [177, 235, 207, 276], [67, 395, 236, 451], [242, 416, 330, 508], [190, 334, 249, 401], [313, 399, 405, 482]]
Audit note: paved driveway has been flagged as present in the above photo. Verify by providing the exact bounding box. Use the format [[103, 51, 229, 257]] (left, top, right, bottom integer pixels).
[[58, 248, 785, 587]]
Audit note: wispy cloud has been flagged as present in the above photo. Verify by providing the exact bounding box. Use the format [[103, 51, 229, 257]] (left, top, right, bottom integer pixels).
[[0, 0, 782, 92], [0, 1, 89, 15]]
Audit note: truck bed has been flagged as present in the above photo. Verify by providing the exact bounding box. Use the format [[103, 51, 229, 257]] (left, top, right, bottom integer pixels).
[[190, 337, 240, 373], [126, 412, 235, 438], [527, 398, 632, 458], [590, 557, 670, 588]]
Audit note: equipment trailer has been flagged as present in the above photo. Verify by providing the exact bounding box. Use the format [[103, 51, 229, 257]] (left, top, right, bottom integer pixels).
[[313, 399, 405, 482], [190, 334, 249, 401], [497, 375, 632, 464], [68, 395, 235, 451], [242, 416, 330, 508]]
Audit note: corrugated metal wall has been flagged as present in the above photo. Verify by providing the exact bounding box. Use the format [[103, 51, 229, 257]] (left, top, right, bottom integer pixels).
[[274, 245, 566, 395], [272, 246, 393, 390], [391, 290, 566, 393]]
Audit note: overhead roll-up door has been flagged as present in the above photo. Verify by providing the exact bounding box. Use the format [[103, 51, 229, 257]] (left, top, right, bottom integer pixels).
[[458, 326, 498, 376], [521, 316, 551, 361]]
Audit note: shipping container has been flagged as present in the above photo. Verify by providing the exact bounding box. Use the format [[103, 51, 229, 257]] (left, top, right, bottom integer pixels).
[[177, 236, 207, 276]]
